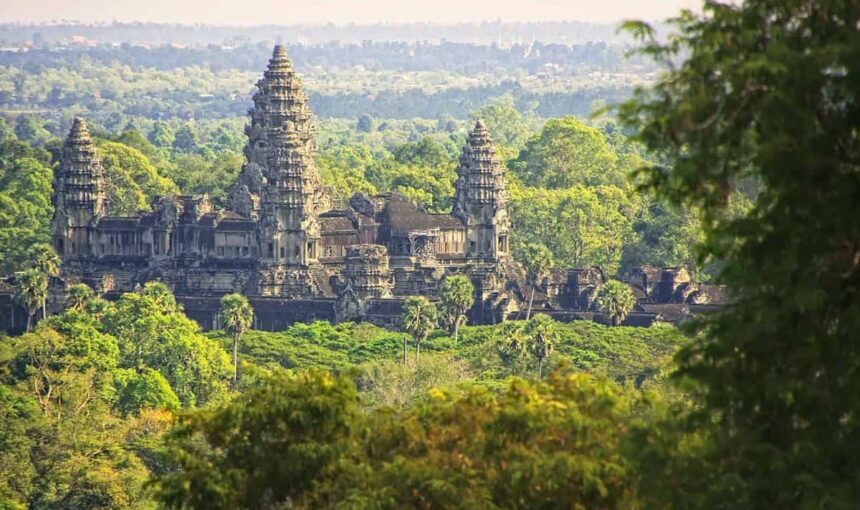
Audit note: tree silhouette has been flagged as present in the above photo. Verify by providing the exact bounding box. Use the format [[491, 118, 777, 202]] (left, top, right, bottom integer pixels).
[[439, 275, 474, 343], [220, 293, 254, 385], [402, 296, 437, 366]]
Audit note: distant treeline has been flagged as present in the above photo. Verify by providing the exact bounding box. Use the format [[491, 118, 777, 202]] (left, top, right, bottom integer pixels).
[[309, 84, 632, 119], [0, 42, 645, 120], [0, 41, 655, 74], [0, 21, 645, 46]]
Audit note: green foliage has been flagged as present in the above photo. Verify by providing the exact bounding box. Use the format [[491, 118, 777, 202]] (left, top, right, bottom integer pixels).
[[597, 280, 637, 326], [356, 353, 473, 408], [102, 284, 233, 407], [157, 369, 658, 509], [42, 310, 120, 373], [316, 144, 382, 200], [389, 165, 455, 212], [147, 122, 174, 149], [512, 116, 623, 188], [0, 327, 156, 508], [65, 283, 94, 312], [114, 368, 181, 416], [524, 314, 557, 377], [27, 244, 59, 278], [13, 116, 51, 146], [97, 140, 178, 215], [510, 185, 636, 275], [518, 242, 553, 319], [156, 370, 361, 510], [471, 94, 534, 153], [220, 293, 254, 384], [617, 0, 860, 506], [166, 152, 242, 203], [219, 293, 253, 342], [402, 296, 438, 365], [213, 317, 683, 390], [438, 275, 475, 341], [0, 154, 54, 276], [171, 124, 198, 153], [14, 268, 46, 332], [356, 113, 376, 133]]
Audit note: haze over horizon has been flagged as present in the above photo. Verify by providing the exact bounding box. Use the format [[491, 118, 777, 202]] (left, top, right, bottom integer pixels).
[[1, 0, 704, 25]]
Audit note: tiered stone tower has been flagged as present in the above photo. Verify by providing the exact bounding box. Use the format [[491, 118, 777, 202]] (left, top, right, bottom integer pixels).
[[51, 117, 106, 262], [0, 44, 718, 337], [453, 119, 510, 260], [233, 45, 328, 296]]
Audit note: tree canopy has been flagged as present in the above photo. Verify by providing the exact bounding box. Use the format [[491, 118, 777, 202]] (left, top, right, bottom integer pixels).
[[617, 0, 860, 506]]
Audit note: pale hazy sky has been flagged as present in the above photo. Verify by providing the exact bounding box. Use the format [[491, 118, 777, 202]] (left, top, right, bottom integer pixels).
[[1, 0, 704, 25]]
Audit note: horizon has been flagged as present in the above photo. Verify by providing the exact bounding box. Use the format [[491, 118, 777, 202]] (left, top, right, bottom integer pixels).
[[0, 0, 704, 26]]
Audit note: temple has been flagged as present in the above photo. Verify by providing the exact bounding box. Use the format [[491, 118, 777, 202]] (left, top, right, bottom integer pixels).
[[0, 45, 725, 333]]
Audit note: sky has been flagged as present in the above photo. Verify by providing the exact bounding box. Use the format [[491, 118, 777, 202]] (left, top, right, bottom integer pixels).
[[0, 0, 704, 25]]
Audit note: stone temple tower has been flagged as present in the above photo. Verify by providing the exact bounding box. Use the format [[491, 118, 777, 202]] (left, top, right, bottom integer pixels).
[[233, 45, 327, 295], [51, 117, 106, 262], [453, 120, 510, 260]]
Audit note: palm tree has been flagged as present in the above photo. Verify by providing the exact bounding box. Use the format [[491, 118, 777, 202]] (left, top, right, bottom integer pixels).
[[27, 243, 60, 320], [439, 275, 475, 343], [15, 269, 47, 332], [525, 314, 557, 378], [142, 281, 177, 313], [65, 283, 94, 312], [402, 296, 437, 367], [522, 243, 553, 320], [495, 321, 527, 374], [220, 293, 254, 385], [597, 280, 637, 326]]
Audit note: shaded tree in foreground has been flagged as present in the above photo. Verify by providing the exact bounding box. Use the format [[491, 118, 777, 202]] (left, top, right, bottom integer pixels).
[[619, 0, 860, 506]]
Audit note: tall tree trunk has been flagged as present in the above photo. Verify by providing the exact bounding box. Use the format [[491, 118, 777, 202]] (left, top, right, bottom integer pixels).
[[26, 311, 33, 333], [42, 301, 46, 322], [527, 286, 536, 320], [538, 358, 543, 379], [453, 317, 460, 344], [415, 339, 421, 367], [403, 337, 409, 365], [233, 335, 239, 384]]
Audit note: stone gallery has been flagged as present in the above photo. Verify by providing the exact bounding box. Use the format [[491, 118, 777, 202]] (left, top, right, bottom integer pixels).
[[36, 46, 718, 331]]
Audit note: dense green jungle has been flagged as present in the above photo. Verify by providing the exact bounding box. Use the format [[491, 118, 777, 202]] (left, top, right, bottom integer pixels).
[[2, 0, 860, 507]]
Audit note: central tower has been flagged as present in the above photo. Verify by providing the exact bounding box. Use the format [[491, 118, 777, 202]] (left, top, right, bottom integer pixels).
[[453, 120, 510, 260], [236, 45, 327, 295]]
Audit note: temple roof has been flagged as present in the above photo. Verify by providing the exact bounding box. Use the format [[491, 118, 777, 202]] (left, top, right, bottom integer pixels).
[[384, 194, 463, 234], [320, 215, 356, 234]]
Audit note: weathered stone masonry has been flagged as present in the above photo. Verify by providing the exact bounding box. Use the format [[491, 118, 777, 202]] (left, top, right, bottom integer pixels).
[[0, 45, 726, 333]]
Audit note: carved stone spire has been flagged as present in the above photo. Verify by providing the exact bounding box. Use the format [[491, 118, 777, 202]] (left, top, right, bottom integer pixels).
[[51, 117, 106, 259], [236, 45, 324, 214], [234, 45, 327, 295], [453, 119, 510, 259]]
